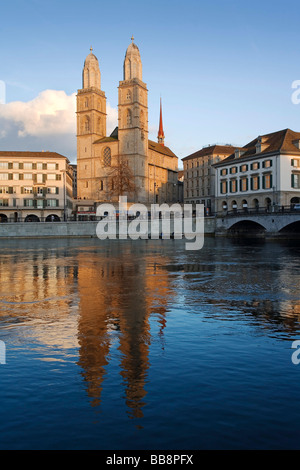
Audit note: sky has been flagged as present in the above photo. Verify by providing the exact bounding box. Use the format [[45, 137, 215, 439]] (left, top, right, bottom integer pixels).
[[1, 0, 300, 166]]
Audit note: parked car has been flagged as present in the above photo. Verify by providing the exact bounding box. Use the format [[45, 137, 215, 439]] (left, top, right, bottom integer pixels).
[[293, 203, 300, 210]]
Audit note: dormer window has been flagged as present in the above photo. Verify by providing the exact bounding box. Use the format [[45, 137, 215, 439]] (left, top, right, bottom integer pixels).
[[292, 139, 300, 150], [256, 136, 267, 153], [235, 149, 245, 158]]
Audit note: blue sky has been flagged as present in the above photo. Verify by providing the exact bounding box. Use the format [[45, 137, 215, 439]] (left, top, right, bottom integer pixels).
[[1, 0, 300, 165]]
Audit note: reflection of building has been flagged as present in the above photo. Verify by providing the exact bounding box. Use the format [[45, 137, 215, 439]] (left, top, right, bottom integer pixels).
[[76, 246, 172, 418], [182, 145, 236, 214], [0, 151, 74, 222], [76, 40, 179, 205], [0, 245, 79, 348], [214, 129, 300, 213]]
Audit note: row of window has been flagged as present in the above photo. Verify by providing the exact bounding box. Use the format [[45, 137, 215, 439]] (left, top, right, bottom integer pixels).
[[0, 199, 59, 207], [220, 174, 273, 194], [0, 186, 60, 195], [0, 162, 59, 170], [185, 188, 210, 198], [0, 173, 62, 181], [185, 159, 213, 170], [220, 160, 273, 176]]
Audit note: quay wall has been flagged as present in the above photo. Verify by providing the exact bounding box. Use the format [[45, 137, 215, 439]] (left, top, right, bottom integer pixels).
[[0, 217, 216, 239]]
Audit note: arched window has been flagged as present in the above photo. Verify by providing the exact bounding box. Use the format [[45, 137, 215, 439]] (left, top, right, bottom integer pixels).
[[126, 109, 132, 126], [84, 99, 89, 108], [100, 180, 104, 191], [140, 110, 144, 129], [85, 116, 90, 132], [97, 117, 101, 134], [127, 61, 131, 79], [103, 147, 111, 167]]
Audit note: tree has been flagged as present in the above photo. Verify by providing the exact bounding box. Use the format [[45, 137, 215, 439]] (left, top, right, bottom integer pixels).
[[104, 156, 139, 202]]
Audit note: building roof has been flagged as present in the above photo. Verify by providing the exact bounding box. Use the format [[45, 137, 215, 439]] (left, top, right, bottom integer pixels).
[[93, 136, 119, 144], [182, 144, 237, 161], [215, 128, 300, 167], [84, 47, 99, 66], [0, 151, 70, 162], [148, 140, 177, 158], [93, 127, 177, 158]]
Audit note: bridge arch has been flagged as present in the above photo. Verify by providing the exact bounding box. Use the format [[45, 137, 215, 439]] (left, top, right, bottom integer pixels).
[[227, 219, 267, 238], [279, 220, 300, 234]]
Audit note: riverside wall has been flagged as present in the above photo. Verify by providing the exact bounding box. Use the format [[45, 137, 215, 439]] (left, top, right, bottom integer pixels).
[[0, 217, 216, 239]]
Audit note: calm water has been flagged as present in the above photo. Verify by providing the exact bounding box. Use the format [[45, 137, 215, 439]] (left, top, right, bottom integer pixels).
[[0, 236, 300, 450]]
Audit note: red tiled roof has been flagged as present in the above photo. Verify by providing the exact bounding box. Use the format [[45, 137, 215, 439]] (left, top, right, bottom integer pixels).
[[148, 140, 177, 158], [182, 144, 238, 161], [0, 151, 69, 161], [215, 128, 300, 166]]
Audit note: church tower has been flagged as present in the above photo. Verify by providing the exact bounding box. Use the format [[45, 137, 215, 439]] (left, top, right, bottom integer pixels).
[[118, 37, 148, 202], [77, 47, 107, 199]]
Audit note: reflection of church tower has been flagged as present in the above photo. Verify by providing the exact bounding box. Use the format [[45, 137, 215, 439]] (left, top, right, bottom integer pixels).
[[77, 47, 107, 199], [76, 248, 172, 418], [118, 37, 148, 202]]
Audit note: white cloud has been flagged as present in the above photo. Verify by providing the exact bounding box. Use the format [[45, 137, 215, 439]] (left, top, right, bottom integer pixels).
[[0, 90, 76, 137], [0, 90, 118, 159]]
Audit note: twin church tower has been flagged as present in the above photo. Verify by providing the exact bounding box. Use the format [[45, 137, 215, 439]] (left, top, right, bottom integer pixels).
[[76, 38, 179, 204]]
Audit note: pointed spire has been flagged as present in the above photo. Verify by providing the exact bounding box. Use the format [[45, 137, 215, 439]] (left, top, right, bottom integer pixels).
[[157, 97, 165, 145]]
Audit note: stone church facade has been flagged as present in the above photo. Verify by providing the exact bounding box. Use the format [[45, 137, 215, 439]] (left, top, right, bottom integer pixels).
[[76, 39, 179, 206]]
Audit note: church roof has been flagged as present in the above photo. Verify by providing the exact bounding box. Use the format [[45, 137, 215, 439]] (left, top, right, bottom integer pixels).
[[93, 136, 118, 144], [125, 39, 141, 58], [93, 128, 177, 158], [148, 140, 177, 158], [84, 47, 99, 66]]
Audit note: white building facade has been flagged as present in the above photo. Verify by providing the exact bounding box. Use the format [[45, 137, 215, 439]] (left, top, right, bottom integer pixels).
[[0, 151, 74, 222], [214, 129, 300, 214]]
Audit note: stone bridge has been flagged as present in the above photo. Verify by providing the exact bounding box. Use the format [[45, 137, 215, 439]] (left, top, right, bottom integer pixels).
[[215, 212, 300, 238]]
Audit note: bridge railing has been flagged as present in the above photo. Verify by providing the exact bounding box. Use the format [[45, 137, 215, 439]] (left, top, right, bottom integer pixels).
[[216, 205, 300, 218]]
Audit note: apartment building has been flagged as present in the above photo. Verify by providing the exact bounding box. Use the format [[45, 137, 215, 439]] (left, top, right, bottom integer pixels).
[[214, 129, 300, 213], [182, 144, 236, 214], [0, 151, 74, 222]]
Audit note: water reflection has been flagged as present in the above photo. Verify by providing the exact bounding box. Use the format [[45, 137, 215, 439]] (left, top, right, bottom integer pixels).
[[76, 243, 173, 418], [0, 238, 300, 426]]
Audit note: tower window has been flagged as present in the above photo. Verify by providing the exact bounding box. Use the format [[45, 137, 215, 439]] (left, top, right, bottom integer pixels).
[[126, 90, 131, 101], [84, 116, 90, 132], [97, 117, 102, 134], [103, 147, 111, 167], [127, 109, 132, 126]]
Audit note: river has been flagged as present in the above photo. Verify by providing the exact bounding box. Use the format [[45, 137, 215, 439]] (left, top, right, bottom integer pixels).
[[0, 237, 299, 449]]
